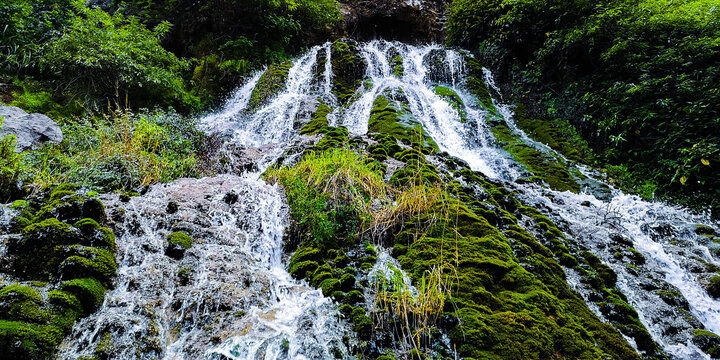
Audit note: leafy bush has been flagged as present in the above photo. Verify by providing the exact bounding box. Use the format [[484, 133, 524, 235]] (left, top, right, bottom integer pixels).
[[0, 0, 81, 74], [22, 108, 202, 192], [448, 0, 720, 215], [39, 6, 195, 109], [0, 116, 25, 201]]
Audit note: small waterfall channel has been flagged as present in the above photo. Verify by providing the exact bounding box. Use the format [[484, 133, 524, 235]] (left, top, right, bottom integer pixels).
[[57, 175, 353, 359]]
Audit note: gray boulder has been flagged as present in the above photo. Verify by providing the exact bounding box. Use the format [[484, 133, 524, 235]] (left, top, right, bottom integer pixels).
[[0, 106, 63, 152]]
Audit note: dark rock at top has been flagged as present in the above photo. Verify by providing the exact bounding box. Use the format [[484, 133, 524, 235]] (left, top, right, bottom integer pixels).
[[337, 0, 447, 43], [0, 106, 63, 152]]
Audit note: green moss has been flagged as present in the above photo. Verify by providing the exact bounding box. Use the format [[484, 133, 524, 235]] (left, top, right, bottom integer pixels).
[[331, 39, 367, 105], [0, 285, 48, 323], [492, 125, 580, 193], [300, 102, 332, 135], [434, 86, 467, 122], [368, 94, 438, 153], [58, 245, 117, 286], [339, 273, 356, 291], [0, 320, 63, 360], [48, 290, 82, 313], [248, 62, 292, 110], [10, 200, 29, 209], [512, 104, 590, 163], [707, 276, 720, 298], [351, 307, 372, 340], [165, 231, 193, 260], [60, 278, 106, 314], [319, 278, 340, 297], [464, 56, 498, 114], [315, 126, 349, 150]]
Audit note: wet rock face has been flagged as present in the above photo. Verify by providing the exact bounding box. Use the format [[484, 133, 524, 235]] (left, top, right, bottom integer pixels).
[[338, 0, 447, 43], [0, 106, 63, 152]]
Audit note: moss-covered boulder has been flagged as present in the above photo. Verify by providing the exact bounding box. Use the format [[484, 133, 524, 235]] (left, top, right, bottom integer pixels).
[[331, 39, 367, 105], [165, 231, 193, 260], [368, 94, 437, 154], [61, 278, 106, 314], [0, 285, 47, 323], [0, 184, 116, 358], [434, 86, 467, 122], [248, 62, 292, 110], [300, 102, 332, 135]]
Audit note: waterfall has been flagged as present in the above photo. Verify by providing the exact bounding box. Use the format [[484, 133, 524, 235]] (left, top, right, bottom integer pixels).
[[57, 175, 353, 359], [42, 39, 720, 359]]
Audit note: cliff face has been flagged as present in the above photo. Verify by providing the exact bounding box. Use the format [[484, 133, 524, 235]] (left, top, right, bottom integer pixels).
[[336, 0, 448, 43]]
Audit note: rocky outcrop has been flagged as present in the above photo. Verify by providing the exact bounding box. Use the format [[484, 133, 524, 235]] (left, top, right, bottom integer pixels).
[[337, 0, 447, 43], [0, 106, 63, 152]]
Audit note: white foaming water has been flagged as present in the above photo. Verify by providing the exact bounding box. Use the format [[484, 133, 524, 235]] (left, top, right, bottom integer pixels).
[[155, 39, 720, 359], [200, 71, 263, 136], [58, 175, 352, 359], [333, 40, 517, 179]]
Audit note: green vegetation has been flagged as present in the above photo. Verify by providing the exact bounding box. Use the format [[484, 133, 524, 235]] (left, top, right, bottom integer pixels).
[[21, 108, 202, 193], [0, 184, 116, 358], [447, 0, 720, 215], [1, 118, 23, 201]]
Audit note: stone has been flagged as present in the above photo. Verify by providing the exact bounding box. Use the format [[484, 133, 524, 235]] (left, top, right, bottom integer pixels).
[[0, 106, 63, 152]]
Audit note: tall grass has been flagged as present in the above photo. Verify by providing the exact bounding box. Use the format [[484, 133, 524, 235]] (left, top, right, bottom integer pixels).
[[22, 108, 201, 192]]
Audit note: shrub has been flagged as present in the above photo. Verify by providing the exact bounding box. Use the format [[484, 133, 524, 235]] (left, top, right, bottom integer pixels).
[[39, 6, 194, 108], [0, 116, 24, 201]]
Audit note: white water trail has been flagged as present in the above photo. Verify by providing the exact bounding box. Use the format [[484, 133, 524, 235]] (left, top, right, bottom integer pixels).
[[57, 175, 352, 360]]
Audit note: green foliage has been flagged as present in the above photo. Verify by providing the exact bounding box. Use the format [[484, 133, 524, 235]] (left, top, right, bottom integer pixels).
[[9, 79, 84, 120], [448, 0, 720, 215], [1, 117, 24, 201], [39, 6, 195, 108], [265, 148, 389, 246], [21, 108, 202, 192], [0, 0, 81, 74]]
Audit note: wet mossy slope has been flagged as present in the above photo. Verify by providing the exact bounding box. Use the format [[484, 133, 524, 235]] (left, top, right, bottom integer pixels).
[[0, 185, 116, 359]]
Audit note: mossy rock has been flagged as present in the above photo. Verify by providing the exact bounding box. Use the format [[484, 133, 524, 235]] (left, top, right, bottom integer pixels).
[[434, 86, 467, 122], [464, 55, 498, 114], [331, 39, 367, 105], [300, 102, 332, 135], [165, 231, 193, 260], [48, 290, 82, 313], [58, 245, 117, 286], [350, 307, 372, 340], [389, 49, 403, 77], [248, 62, 292, 110], [0, 285, 48, 323], [319, 278, 340, 297], [512, 104, 588, 163], [60, 278, 106, 314], [491, 125, 580, 193], [11, 219, 77, 279], [693, 329, 720, 358], [339, 273, 356, 291], [707, 276, 720, 298], [368, 94, 437, 153], [343, 290, 363, 305], [0, 320, 62, 360], [315, 126, 349, 150]]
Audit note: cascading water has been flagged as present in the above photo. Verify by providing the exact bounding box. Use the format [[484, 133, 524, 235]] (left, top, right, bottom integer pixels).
[[44, 38, 719, 359], [57, 175, 353, 359], [192, 39, 719, 358]]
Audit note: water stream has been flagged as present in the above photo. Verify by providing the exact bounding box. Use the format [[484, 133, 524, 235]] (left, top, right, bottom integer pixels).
[[51, 39, 720, 359], [58, 175, 352, 359]]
